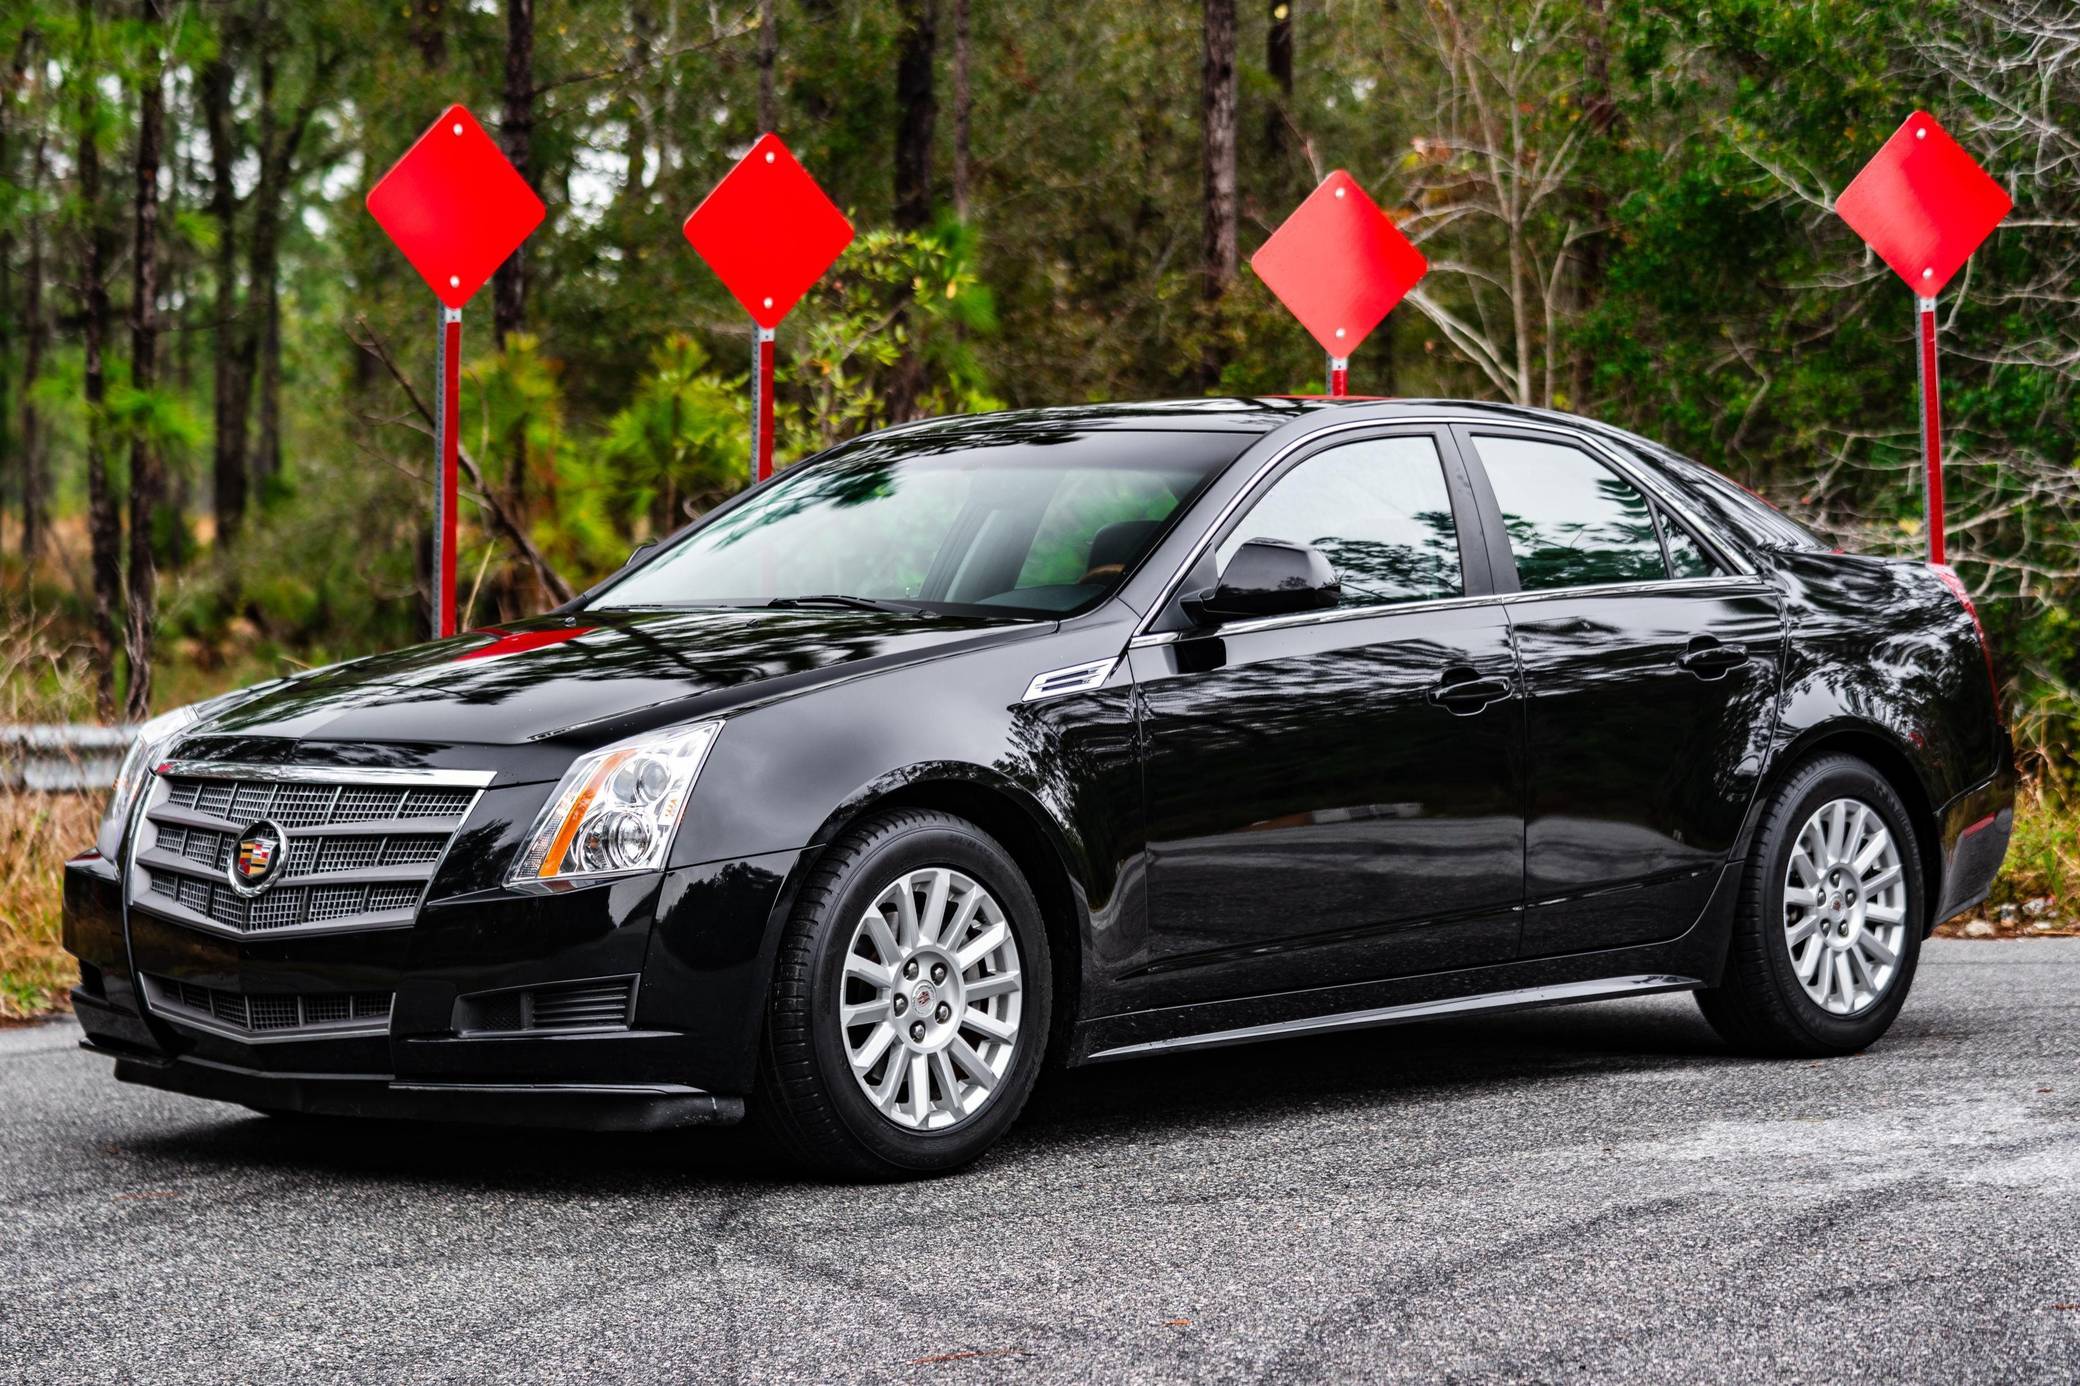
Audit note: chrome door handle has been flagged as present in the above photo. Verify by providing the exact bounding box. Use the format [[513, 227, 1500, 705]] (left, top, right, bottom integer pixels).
[[1678, 639, 1749, 679], [1427, 673, 1513, 715]]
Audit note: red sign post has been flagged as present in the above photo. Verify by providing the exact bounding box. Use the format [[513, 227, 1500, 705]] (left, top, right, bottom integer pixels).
[[683, 133, 855, 484], [1836, 113, 2011, 564], [366, 105, 545, 638], [1251, 171, 1428, 396]]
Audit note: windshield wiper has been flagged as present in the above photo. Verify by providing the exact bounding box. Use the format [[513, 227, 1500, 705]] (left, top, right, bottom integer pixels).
[[765, 594, 935, 616]]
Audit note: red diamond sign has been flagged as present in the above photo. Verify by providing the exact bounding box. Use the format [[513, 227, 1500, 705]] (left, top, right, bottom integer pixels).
[[366, 105, 545, 310], [1836, 112, 2011, 295], [1251, 171, 1427, 356], [684, 133, 855, 329]]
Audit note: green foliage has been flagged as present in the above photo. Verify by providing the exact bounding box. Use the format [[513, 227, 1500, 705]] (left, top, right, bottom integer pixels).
[[1, 0, 2077, 792]]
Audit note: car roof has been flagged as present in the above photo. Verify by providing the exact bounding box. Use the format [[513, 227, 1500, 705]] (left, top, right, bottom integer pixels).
[[880, 396, 1639, 439]]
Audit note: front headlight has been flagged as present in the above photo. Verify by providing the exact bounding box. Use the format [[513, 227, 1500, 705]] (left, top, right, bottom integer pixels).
[[508, 721, 723, 889], [96, 705, 204, 859]]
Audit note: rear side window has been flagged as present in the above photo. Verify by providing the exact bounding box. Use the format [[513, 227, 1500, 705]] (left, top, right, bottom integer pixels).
[[1472, 435, 1665, 591], [1217, 435, 1463, 609]]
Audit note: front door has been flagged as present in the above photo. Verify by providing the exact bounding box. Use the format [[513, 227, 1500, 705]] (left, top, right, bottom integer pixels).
[[1128, 429, 1527, 1007], [1461, 428, 1784, 956]]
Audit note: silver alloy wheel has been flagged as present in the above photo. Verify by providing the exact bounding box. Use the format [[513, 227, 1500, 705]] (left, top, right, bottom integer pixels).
[[1783, 797, 1908, 1016], [839, 867, 1023, 1131]]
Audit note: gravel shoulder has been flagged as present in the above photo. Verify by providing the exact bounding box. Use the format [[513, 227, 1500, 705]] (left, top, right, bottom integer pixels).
[[3, 939, 2077, 1384]]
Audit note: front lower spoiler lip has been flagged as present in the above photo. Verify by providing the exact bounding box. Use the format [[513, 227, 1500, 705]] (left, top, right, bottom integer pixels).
[[89, 1034, 745, 1131]]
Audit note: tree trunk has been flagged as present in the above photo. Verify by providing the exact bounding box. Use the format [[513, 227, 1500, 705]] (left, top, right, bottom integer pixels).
[[495, 0, 536, 611], [202, 46, 249, 543], [76, 0, 123, 721], [1200, 0, 1238, 297], [951, 0, 970, 219], [124, 0, 168, 721], [892, 0, 937, 230], [757, 0, 777, 133], [622, 3, 655, 216], [1199, 0, 1239, 388], [1570, 0, 1617, 410], [1264, 0, 1293, 169], [238, 37, 277, 493], [494, 0, 534, 349], [408, 0, 447, 68], [0, 32, 21, 543], [254, 277, 282, 483], [19, 125, 49, 563]]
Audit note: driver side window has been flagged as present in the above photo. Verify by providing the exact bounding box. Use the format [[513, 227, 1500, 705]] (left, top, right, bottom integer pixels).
[[1215, 435, 1463, 610]]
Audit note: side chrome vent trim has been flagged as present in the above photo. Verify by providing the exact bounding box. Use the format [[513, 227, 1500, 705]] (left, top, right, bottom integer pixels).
[[1021, 657, 1118, 703]]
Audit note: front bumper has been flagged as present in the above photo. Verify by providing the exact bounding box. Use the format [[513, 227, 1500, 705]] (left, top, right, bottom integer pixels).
[[64, 842, 806, 1128]]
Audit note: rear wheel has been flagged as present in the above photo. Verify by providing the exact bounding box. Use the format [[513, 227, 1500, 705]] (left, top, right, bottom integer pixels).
[[1696, 754, 1925, 1056], [754, 809, 1052, 1179]]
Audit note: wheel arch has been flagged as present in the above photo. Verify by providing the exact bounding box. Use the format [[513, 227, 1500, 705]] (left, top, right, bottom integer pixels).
[[808, 765, 1090, 1047], [1755, 720, 1945, 928]]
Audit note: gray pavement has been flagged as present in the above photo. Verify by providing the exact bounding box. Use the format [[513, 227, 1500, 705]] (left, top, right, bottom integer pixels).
[[3, 938, 2077, 1384]]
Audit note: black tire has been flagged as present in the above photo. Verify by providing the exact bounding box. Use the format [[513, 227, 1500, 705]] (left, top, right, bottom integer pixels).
[[1696, 753, 1925, 1056], [752, 809, 1053, 1180]]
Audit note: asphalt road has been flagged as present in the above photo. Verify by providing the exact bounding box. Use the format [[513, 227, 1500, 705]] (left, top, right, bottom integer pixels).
[[4, 939, 2077, 1385]]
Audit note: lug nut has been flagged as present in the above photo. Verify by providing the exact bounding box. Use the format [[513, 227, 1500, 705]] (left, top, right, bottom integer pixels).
[[930, 962, 947, 984], [904, 959, 919, 980], [935, 1003, 951, 1023], [910, 1021, 926, 1042], [893, 995, 907, 1015]]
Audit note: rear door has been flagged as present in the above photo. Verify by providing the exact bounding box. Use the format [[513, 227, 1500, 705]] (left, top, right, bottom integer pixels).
[[1458, 426, 1783, 957], [1127, 428, 1527, 1006]]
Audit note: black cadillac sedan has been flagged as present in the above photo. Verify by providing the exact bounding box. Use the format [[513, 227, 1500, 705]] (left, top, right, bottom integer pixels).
[[65, 398, 2015, 1178]]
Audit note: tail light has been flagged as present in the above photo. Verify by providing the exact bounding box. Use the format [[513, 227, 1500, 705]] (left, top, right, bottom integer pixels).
[[1932, 564, 2004, 726]]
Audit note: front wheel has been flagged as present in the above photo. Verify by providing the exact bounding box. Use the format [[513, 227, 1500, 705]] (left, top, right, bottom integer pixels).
[[753, 809, 1052, 1180], [1696, 753, 1925, 1056]]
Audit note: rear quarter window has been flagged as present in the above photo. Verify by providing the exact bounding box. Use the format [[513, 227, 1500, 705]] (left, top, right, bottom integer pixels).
[[1625, 443, 1825, 553]]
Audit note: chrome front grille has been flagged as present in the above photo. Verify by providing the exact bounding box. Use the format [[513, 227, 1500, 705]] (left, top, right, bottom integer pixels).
[[128, 763, 489, 939], [141, 974, 393, 1039]]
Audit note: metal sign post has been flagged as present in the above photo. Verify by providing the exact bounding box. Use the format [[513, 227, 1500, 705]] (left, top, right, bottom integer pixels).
[[434, 305, 462, 635], [365, 105, 545, 639], [1916, 295, 1944, 563], [684, 134, 855, 489], [1836, 112, 2011, 565], [1252, 171, 1426, 398], [752, 325, 777, 482]]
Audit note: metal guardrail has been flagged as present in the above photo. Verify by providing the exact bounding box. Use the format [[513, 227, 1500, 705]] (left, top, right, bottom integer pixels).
[[0, 724, 134, 792]]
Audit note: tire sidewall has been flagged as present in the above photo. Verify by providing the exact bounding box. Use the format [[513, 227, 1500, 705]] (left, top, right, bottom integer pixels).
[[1756, 759, 1924, 1048], [803, 821, 1053, 1173]]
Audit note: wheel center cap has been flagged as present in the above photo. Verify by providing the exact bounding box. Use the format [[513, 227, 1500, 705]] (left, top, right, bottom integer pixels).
[[914, 984, 934, 1010]]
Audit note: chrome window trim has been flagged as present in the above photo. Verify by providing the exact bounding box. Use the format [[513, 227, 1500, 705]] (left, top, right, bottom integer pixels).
[[1129, 413, 1762, 644], [159, 760, 497, 788], [1127, 574, 1770, 647]]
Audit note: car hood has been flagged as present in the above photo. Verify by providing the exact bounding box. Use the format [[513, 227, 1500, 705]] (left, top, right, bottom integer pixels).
[[189, 608, 1047, 751]]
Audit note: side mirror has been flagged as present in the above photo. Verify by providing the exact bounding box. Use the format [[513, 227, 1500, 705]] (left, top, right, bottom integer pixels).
[[621, 538, 662, 570], [1185, 538, 1340, 625]]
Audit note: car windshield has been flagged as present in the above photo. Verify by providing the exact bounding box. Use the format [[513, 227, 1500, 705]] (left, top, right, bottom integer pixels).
[[592, 424, 1241, 618]]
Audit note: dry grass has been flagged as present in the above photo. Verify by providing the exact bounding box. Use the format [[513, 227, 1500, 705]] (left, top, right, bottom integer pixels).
[[0, 791, 97, 1020]]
